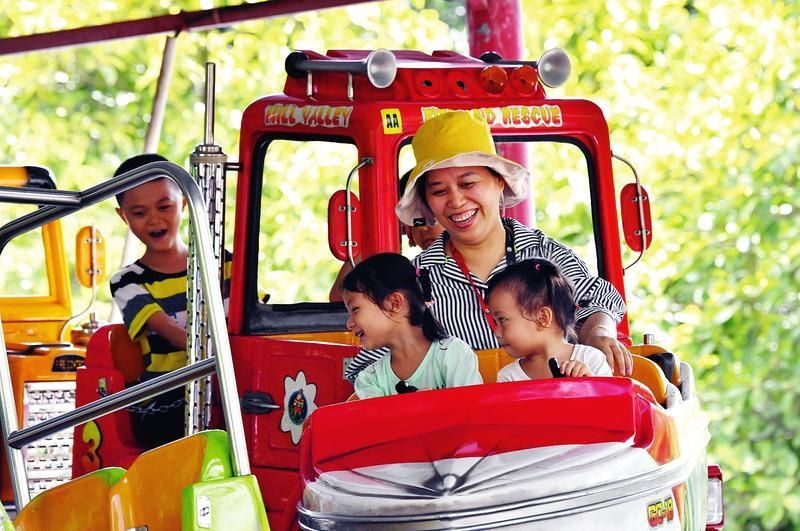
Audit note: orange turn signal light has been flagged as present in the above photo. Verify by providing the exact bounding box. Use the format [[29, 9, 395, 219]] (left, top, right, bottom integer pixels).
[[478, 65, 508, 94], [509, 65, 538, 94]]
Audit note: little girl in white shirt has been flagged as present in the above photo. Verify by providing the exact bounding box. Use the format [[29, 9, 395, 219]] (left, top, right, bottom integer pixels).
[[487, 258, 613, 382]]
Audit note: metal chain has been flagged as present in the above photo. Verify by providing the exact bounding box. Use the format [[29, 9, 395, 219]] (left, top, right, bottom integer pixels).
[[126, 398, 185, 416], [97, 385, 185, 415]]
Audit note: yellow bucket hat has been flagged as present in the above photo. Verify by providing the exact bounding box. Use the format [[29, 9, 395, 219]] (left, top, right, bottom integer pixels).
[[395, 111, 530, 226]]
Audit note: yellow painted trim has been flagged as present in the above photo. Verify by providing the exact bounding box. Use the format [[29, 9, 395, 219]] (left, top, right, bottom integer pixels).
[[0, 166, 28, 187], [0, 221, 72, 326]]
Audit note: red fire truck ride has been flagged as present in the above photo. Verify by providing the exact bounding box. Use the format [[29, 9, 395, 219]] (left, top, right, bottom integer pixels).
[[1, 47, 725, 530]]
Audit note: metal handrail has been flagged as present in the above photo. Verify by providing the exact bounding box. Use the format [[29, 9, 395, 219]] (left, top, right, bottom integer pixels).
[[0, 161, 250, 511], [7, 358, 216, 449], [344, 158, 372, 267]]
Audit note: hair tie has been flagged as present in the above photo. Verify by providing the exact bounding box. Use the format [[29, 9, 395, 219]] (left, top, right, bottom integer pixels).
[[534, 263, 541, 271], [424, 300, 434, 309], [415, 267, 421, 278]]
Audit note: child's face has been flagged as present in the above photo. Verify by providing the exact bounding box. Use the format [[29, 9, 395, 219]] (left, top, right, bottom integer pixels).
[[403, 222, 444, 250], [342, 290, 397, 350], [116, 179, 185, 253], [488, 288, 547, 358]]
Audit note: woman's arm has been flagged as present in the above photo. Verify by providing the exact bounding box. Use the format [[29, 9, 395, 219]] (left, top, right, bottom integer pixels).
[[577, 312, 631, 376]]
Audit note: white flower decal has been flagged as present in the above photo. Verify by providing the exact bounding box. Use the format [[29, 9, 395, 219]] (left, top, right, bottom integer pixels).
[[280, 371, 318, 445]]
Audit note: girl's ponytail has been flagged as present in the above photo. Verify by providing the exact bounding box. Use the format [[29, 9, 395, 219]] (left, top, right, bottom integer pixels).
[[343, 253, 447, 342], [487, 258, 578, 341], [417, 267, 448, 341]]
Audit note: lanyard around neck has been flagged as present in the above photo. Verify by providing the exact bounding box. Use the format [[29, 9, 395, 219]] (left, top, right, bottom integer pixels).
[[447, 223, 517, 334]]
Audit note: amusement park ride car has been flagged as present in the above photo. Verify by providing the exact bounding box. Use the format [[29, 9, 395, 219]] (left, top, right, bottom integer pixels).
[[0, 166, 106, 503], [0, 46, 725, 530]]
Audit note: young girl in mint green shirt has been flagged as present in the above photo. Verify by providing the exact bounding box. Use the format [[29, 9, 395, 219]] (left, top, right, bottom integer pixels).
[[342, 253, 482, 398]]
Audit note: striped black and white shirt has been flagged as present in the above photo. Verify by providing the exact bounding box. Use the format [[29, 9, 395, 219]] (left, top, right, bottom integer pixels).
[[110, 252, 232, 375], [345, 218, 626, 380]]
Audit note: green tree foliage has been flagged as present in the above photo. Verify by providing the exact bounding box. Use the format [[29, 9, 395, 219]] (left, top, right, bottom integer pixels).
[[0, 0, 455, 310], [518, 0, 800, 528], [1, 0, 798, 528]]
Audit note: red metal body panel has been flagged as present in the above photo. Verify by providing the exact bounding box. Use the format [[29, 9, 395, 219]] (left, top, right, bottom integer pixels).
[[71, 326, 142, 478], [229, 51, 629, 337], [300, 378, 675, 483]]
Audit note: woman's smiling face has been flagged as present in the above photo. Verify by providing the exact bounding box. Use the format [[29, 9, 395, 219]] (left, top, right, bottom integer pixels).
[[423, 166, 505, 246]]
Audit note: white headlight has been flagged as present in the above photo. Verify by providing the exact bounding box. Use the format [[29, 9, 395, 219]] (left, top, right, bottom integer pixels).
[[538, 48, 571, 88]]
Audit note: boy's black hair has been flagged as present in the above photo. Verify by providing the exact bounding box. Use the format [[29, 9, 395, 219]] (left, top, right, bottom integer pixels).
[[114, 153, 169, 206], [342, 253, 447, 342], [487, 258, 578, 342]]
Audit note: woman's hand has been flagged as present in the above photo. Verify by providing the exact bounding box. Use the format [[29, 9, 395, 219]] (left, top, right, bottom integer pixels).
[[559, 360, 592, 377], [579, 313, 632, 376], [585, 334, 632, 376]]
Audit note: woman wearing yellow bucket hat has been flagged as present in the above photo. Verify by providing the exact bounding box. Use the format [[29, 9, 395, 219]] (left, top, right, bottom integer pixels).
[[346, 111, 631, 379]]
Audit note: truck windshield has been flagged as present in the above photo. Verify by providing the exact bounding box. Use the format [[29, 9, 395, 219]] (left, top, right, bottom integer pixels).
[[257, 138, 359, 304], [0, 204, 49, 297]]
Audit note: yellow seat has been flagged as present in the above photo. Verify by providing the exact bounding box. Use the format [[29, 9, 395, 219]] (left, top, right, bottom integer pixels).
[[628, 354, 668, 405], [109, 430, 233, 531], [629, 344, 681, 387], [476, 348, 515, 383], [478, 348, 668, 405], [14, 467, 125, 531]]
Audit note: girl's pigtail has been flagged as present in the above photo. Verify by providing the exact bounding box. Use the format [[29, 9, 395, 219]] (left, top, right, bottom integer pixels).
[[417, 267, 447, 341], [418, 268, 433, 306]]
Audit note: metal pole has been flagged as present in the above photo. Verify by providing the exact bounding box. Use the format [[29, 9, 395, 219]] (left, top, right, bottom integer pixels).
[[466, 0, 532, 226], [8, 358, 216, 450], [114, 35, 179, 322], [0, 163, 251, 482], [187, 63, 228, 435], [0, 0, 381, 57], [0, 320, 30, 509], [0, 187, 80, 207]]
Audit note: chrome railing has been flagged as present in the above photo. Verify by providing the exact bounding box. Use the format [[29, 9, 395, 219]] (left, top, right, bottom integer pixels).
[[0, 162, 249, 511]]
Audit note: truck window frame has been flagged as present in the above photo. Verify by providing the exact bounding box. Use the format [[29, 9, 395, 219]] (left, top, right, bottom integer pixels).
[[243, 133, 356, 335]]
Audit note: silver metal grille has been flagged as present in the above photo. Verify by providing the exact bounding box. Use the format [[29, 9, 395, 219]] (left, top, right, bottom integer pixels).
[[22, 381, 75, 498]]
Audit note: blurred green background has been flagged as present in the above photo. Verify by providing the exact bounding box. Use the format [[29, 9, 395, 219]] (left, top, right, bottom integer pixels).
[[1, 0, 798, 527]]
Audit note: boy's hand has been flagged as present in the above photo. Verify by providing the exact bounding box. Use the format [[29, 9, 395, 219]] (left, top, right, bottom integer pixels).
[[147, 311, 187, 350], [560, 360, 592, 377]]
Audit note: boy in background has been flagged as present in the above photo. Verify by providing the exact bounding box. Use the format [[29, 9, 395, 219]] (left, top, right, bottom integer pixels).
[[110, 154, 230, 448]]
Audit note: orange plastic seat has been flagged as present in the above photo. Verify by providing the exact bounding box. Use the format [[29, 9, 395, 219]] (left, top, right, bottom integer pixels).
[[627, 354, 668, 405], [109, 430, 232, 531], [476, 348, 515, 383], [14, 467, 125, 531], [629, 344, 681, 387], [109, 323, 145, 385]]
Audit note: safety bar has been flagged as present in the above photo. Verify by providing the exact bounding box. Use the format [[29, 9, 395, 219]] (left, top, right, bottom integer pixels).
[[7, 358, 216, 449], [0, 186, 80, 208], [0, 162, 250, 510]]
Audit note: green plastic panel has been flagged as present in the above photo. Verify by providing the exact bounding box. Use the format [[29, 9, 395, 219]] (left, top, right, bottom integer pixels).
[[182, 475, 270, 531], [198, 430, 234, 482], [0, 503, 14, 531]]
